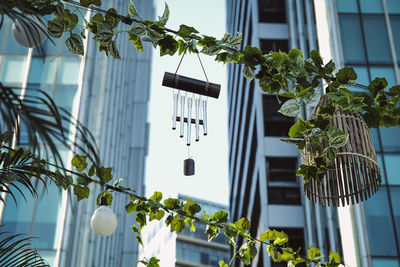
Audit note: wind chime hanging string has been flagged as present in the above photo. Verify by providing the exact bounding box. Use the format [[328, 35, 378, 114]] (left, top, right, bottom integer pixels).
[[162, 50, 220, 176]]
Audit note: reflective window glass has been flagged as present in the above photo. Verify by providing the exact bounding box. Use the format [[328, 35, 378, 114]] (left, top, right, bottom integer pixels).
[[31, 184, 62, 249], [0, 56, 27, 84], [56, 57, 81, 85], [377, 154, 385, 184], [0, 17, 9, 51], [54, 85, 78, 113], [384, 154, 400, 185], [390, 16, 400, 61], [258, 0, 286, 23], [364, 187, 398, 256], [390, 187, 400, 246], [349, 65, 369, 86], [363, 15, 392, 64], [337, 0, 358, 13], [360, 0, 383, 13], [29, 57, 57, 85], [1, 187, 34, 236], [33, 38, 62, 57], [370, 66, 396, 88], [380, 127, 400, 152], [339, 15, 367, 64], [387, 0, 400, 14], [370, 129, 381, 152], [372, 258, 400, 267], [37, 250, 56, 267]]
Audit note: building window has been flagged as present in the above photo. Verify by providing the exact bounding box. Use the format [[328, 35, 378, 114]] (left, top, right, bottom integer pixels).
[[258, 0, 286, 23], [267, 157, 297, 182], [267, 157, 301, 205], [263, 95, 294, 137], [260, 39, 289, 53]]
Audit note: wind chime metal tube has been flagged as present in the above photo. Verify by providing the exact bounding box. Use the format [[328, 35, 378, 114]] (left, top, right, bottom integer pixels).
[[172, 93, 178, 130], [195, 98, 200, 141], [202, 99, 208, 135], [187, 97, 193, 146], [180, 95, 185, 138]]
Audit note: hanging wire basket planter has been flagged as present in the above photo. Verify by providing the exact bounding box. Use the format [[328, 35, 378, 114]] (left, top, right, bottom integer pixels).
[[303, 96, 382, 207]]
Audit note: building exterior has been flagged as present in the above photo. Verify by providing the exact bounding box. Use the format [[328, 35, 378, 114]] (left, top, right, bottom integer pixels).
[[226, 0, 400, 267], [0, 0, 154, 266], [139, 195, 230, 267]]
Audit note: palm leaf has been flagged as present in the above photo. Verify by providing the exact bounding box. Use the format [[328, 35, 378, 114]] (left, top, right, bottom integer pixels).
[[0, 230, 50, 267]]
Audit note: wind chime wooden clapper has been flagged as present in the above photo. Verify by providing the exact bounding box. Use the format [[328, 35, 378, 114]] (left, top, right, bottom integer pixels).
[[162, 53, 220, 176]]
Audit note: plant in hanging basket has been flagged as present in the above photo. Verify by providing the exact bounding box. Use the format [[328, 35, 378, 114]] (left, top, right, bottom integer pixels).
[[298, 96, 382, 207]]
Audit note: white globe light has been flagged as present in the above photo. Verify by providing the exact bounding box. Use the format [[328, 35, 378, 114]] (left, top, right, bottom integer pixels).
[[90, 206, 118, 236], [12, 18, 47, 48]]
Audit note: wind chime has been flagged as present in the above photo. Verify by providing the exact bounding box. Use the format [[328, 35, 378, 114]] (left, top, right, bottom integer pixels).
[[162, 53, 220, 176]]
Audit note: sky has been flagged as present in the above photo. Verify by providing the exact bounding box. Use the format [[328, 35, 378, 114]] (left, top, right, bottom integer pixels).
[[145, 0, 229, 206]]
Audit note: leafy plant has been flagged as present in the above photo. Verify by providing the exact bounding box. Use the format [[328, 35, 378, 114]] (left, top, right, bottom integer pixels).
[[0, 230, 49, 267]]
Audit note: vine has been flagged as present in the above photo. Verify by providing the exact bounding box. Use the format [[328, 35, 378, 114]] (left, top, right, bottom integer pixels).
[[2, 0, 400, 266]]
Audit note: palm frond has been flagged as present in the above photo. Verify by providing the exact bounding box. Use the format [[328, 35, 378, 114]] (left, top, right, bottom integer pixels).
[[0, 230, 50, 267], [0, 83, 100, 168]]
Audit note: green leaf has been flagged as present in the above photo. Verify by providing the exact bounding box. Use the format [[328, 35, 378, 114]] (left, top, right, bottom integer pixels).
[[129, 23, 146, 36], [201, 45, 221, 55], [108, 40, 121, 59], [177, 24, 199, 39], [329, 250, 340, 264], [149, 210, 165, 221], [158, 3, 169, 26], [96, 167, 113, 183], [128, 34, 143, 52], [170, 215, 185, 232], [71, 155, 88, 171], [96, 190, 113, 205], [136, 212, 147, 229], [389, 85, 400, 95], [213, 210, 228, 223], [113, 178, 123, 186], [279, 92, 296, 99], [150, 191, 163, 202], [80, 0, 101, 7], [230, 32, 243, 46], [48, 20, 65, 38], [94, 29, 114, 45], [368, 77, 388, 97], [243, 66, 255, 82], [218, 261, 229, 267], [234, 217, 251, 231], [267, 244, 282, 262], [242, 45, 265, 66], [126, 201, 137, 213], [147, 257, 160, 267], [336, 67, 357, 84], [164, 198, 180, 209], [329, 133, 349, 148], [158, 35, 178, 56], [303, 89, 321, 105], [289, 48, 303, 59], [280, 138, 305, 150], [308, 245, 323, 261], [73, 185, 90, 201], [77, 174, 90, 186], [128, 0, 139, 18], [323, 146, 338, 163], [288, 118, 314, 138], [297, 164, 318, 182], [88, 164, 95, 176], [310, 50, 323, 67], [65, 33, 84, 55], [54, 2, 65, 17], [182, 198, 201, 216], [278, 99, 301, 117]]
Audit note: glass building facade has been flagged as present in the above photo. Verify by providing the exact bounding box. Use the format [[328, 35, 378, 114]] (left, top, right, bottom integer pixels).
[[0, 15, 82, 265], [227, 0, 400, 266], [337, 0, 400, 265], [0, 0, 154, 266]]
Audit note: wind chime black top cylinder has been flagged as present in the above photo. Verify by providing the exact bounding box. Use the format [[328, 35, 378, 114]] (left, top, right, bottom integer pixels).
[[162, 72, 221, 99]]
